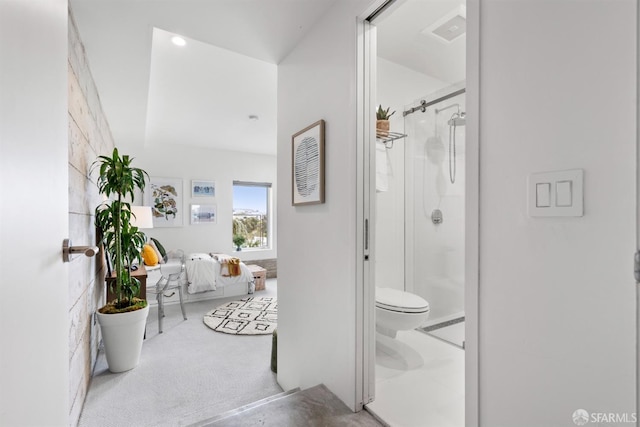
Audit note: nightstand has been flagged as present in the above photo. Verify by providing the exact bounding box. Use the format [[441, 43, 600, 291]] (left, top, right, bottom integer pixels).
[[106, 265, 147, 302], [246, 264, 267, 291]]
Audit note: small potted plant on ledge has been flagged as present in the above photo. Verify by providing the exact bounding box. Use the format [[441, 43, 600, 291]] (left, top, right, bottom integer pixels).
[[233, 234, 246, 252], [93, 148, 149, 373], [376, 104, 395, 137]]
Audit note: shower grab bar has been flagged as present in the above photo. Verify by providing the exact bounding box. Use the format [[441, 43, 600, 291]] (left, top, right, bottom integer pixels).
[[402, 88, 466, 117]]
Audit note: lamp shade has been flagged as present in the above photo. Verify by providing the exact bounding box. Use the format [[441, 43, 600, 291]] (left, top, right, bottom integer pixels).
[[130, 206, 153, 229]]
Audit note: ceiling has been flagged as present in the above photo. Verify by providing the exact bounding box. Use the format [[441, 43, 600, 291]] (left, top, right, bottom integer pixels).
[[144, 28, 277, 153], [375, 0, 466, 84], [71, 0, 465, 156]]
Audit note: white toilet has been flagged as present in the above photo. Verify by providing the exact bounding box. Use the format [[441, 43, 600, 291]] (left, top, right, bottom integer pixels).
[[375, 287, 430, 338]]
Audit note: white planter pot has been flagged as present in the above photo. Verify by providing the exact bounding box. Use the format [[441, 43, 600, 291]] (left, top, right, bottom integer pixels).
[[97, 305, 149, 373]]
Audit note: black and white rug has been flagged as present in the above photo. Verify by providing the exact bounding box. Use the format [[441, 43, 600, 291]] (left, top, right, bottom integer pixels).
[[203, 297, 277, 335]]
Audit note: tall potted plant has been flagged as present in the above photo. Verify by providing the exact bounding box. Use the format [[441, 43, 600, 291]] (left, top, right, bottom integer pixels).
[[93, 148, 150, 373]]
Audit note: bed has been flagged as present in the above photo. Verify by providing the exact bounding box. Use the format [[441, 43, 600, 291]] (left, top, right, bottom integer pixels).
[[185, 253, 255, 295]]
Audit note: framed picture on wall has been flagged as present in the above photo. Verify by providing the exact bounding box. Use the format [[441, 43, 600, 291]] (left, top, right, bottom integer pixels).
[[190, 204, 217, 224], [191, 180, 215, 198], [145, 177, 184, 227], [292, 119, 325, 206]]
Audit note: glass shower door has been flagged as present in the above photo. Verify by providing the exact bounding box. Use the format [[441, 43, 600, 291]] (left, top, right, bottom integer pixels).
[[404, 89, 466, 343]]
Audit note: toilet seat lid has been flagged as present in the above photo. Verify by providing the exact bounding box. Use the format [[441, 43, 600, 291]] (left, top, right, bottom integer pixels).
[[375, 287, 430, 313]]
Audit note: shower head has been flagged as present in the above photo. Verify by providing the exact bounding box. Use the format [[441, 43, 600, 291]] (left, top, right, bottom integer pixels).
[[447, 112, 466, 126]]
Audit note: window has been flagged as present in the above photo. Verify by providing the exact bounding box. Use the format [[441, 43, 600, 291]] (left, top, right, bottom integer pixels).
[[232, 181, 271, 250]]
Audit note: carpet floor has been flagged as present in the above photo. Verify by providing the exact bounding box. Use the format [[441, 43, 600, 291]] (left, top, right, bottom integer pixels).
[[78, 280, 282, 427]]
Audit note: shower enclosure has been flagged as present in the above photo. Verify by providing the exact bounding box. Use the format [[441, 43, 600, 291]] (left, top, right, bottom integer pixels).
[[403, 86, 466, 342]]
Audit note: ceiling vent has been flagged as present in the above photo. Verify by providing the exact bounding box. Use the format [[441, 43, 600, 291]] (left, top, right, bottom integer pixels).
[[422, 5, 466, 43]]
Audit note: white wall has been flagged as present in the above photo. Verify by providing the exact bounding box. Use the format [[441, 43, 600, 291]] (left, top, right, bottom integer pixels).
[[375, 57, 448, 290], [276, 0, 372, 411], [479, 1, 637, 425], [121, 143, 277, 262], [0, 1, 70, 425]]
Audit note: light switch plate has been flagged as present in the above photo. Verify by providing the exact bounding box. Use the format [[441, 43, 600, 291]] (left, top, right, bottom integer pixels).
[[528, 169, 583, 217]]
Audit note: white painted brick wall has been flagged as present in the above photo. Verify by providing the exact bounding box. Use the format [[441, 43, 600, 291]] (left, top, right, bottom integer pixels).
[[67, 9, 115, 427]]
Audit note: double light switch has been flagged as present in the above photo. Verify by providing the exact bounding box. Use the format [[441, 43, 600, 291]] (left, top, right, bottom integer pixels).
[[529, 169, 583, 217]]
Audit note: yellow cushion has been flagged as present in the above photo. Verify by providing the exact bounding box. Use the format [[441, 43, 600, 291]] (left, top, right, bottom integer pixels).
[[141, 244, 159, 266], [147, 239, 164, 264]]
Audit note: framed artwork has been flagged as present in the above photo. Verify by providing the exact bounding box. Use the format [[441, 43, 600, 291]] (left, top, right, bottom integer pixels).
[[146, 177, 183, 227], [191, 180, 215, 198], [191, 204, 217, 224], [292, 119, 325, 206]]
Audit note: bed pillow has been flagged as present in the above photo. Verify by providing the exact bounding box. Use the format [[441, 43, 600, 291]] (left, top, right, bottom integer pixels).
[[150, 237, 167, 258], [141, 244, 159, 266]]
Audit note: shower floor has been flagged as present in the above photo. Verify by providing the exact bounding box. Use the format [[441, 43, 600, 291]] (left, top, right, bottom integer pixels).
[[422, 320, 465, 349]]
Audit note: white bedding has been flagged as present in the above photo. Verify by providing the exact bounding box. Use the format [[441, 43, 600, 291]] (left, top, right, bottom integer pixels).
[[185, 253, 254, 294]]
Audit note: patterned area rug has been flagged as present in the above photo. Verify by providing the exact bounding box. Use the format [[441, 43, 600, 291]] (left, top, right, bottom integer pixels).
[[203, 297, 277, 335]]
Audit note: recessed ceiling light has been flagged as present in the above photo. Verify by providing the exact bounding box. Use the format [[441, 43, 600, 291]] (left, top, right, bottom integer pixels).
[[171, 36, 186, 47]]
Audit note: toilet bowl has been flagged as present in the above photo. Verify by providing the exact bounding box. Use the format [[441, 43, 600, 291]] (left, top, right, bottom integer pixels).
[[376, 287, 430, 338]]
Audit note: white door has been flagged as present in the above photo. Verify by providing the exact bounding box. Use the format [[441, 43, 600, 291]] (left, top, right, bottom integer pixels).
[[637, 0, 640, 418], [0, 1, 70, 424], [356, 11, 377, 409], [357, 1, 480, 424]]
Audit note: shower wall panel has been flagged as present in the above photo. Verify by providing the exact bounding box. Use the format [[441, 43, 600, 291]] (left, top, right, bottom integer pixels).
[[405, 91, 466, 323], [375, 58, 448, 291]]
